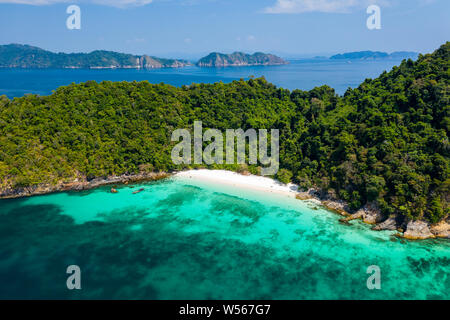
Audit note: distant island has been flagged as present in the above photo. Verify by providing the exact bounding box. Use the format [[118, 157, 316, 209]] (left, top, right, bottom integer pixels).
[[196, 52, 288, 67], [0, 44, 191, 69], [0, 45, 288, 69], [0, 45, 422, 69], [330, 50, 419, 60]]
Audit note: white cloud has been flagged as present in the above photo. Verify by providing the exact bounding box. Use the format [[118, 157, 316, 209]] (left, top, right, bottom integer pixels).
[[0, 0, 153, 8], [263, 0, 388, 14]]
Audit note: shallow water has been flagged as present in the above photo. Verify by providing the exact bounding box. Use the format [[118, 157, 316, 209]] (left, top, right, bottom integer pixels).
[[0, 176, 448, 299]]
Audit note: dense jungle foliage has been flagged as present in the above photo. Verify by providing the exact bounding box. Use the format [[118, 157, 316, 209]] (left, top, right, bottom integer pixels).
[[0, 42, 448, 223]]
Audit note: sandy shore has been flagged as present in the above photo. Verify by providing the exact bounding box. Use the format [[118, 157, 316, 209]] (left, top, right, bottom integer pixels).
[[175, 169, 449, 240], [175, 169, 303, 199]]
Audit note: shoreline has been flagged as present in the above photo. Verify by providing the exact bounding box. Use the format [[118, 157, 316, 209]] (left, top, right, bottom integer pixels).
[[1, 169, 448, 240], [0, 172, 170, 199], [175, 169, 301, 199], [174, 170, 449, 240]]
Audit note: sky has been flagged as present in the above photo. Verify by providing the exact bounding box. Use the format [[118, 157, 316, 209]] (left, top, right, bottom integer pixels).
[[0, 0, 448, 58]]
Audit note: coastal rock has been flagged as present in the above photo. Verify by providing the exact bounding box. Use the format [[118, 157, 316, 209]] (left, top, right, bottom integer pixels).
[[343, 202, 384, 224], [403, 221, 434, 239], [430, 218, 450, 239], [322, 200, 348, 216], [344, 209, 365, 221], [295, 188, 350, 215], [362, 203, 384, 224], [373, 215, 399, 231], [0, 172, 169, 199], [363, 210, 384, 224], [295, 188, 318, 200]]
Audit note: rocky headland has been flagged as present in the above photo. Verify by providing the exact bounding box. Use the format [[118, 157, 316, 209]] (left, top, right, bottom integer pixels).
[[296, 189, 449, 240], [0, 172, 169, 199]]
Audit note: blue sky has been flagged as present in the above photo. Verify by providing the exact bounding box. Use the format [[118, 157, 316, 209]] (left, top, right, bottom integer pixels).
[[0, 0, 448, 58]]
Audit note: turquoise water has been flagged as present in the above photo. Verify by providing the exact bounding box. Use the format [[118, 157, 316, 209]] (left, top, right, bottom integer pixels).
[[0, 175, 448, 299], [0, 59, 405, 98]]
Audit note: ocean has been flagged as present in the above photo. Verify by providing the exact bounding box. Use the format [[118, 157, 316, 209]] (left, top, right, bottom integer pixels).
[[0, 59, 405, 98], [0, 176, 448, 299]]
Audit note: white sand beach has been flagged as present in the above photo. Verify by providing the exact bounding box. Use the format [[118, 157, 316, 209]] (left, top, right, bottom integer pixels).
[[175, 169, 301, 198]]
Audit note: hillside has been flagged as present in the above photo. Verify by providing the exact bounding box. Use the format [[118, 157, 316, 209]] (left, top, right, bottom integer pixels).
[[0, 42, 448, 226], [0, 44, 191, 69], [196, 52, 288, 67]]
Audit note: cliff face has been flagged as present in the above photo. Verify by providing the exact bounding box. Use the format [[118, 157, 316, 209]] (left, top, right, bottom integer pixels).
[[196, 52, 288, 67], [0, 44, 191, 69]]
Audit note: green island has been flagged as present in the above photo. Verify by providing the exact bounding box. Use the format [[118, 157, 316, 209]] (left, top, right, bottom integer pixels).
[[0, 44, 191, 69], [0, 42, 448, 235], [330, 51, 419, 60], [0, 44, 287, 69], [196, 52, 288, 67]]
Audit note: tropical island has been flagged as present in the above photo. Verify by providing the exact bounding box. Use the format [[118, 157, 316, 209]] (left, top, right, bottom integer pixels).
[[0, 44, 420, 69], [0, 44, 191, 69], [330, 51, 419, 60], [196, 52, 288, 67], [0, 42, 448, 240], [0, 44, 288, 69]]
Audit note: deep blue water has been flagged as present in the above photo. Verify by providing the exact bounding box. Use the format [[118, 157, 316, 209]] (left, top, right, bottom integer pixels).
[[0, 59, 405, 98]]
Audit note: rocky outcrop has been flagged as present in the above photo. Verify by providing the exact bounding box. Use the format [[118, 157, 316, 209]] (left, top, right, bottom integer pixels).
[[139, 55, 163, 69], [322, 200, 349, 216], [0, 172, 169, 199], [294, 187, 446, 240], [403, 221, 434, 239], [430, 218, 450, 239], [361, 203, 384, 224], [196, 52, 288, 67], [342, 202, 384, 224], [138, 56, 190, 69], [372, 215, 400, 231]]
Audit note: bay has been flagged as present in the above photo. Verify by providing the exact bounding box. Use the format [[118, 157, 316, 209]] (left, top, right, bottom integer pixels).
[[0, 176, 448, 299]]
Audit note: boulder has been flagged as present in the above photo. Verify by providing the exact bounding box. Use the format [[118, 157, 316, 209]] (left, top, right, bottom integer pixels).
[[362, 203, 384, 224], [322, 200, 348, 216], [373, 216, 398, 231], [430, 218, 450, 239], [403, 221, 434, 239]]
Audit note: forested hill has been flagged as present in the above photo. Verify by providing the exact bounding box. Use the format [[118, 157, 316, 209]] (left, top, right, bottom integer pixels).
[[330, 51, 419, 60], [0, 44, 191, 69], [0, 42, 448, 223], [196, 52, 288, 67]]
